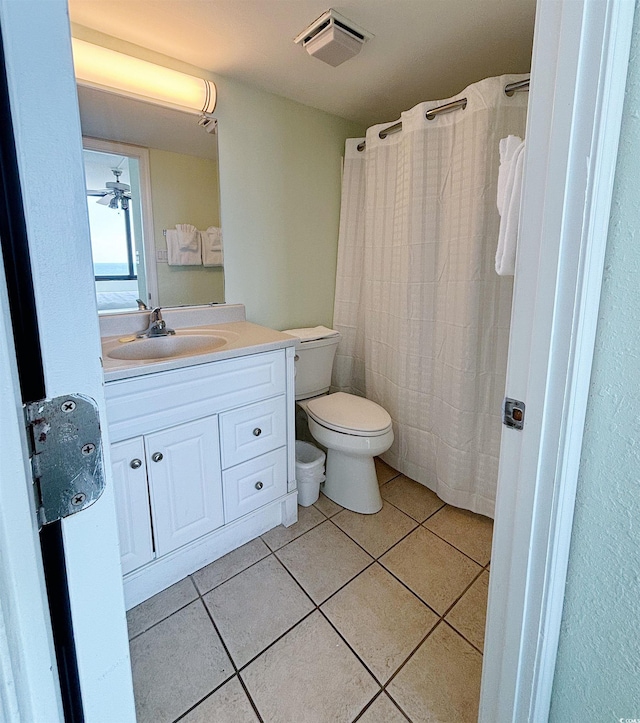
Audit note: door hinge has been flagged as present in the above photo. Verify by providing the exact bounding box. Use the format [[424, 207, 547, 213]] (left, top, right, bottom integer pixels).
[[25, 394, 106, 528], [503, 397, 526, 430]]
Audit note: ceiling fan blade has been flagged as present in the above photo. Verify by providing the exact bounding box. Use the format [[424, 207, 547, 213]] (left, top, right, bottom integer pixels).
[[87, 190, 107, 196], [96, 193, 114, 206]]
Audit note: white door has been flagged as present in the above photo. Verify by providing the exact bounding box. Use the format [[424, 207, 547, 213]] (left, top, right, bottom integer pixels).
[[0, 0, 136, 720], [111, 437, 155, 575], [146, 416, 224, 556], [480, 0, 635, 720]]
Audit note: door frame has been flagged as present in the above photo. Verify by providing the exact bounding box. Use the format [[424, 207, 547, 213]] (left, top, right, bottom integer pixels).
[[0, 0, 136, 720], [481, 0, 635, 720]]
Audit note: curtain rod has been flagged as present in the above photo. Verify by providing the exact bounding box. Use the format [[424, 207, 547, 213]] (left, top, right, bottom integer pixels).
[[356, 78, 530, 152]]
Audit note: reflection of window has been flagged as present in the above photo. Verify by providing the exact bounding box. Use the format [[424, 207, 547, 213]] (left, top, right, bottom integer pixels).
[[83, 140, 156, 313], [87, 199, 137, 280], [88, 202, 137, 280]]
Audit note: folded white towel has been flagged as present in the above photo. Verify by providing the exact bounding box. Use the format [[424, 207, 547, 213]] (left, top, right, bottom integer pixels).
[[167, 224, 201, 266], [202, 226, 224, 267], [496, 136, 525, 276], [177, 224, 199, 251], [282, 326, 340, 342]]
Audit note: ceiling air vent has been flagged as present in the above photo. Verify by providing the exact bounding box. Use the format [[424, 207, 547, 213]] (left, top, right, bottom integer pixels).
[[294, 9, 373, 67]]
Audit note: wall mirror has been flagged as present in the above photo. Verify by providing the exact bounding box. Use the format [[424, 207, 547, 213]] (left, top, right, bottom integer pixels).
[[78, 85, 223, 314]]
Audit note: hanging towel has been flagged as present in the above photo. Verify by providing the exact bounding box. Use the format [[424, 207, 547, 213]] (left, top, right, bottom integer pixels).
[[495, 135, 525, 276], [167, 224, 201, 266], [202, 226, 224, 267]]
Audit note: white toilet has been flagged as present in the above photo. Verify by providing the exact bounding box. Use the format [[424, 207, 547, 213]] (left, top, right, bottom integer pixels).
[[284, 327, 394, 514]]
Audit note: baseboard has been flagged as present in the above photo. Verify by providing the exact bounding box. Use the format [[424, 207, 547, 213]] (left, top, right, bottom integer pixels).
[[123, 491, 298, 609]]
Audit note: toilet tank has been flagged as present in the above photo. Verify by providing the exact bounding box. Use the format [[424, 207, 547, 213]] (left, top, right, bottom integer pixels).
[[291, 334, 341, 401]]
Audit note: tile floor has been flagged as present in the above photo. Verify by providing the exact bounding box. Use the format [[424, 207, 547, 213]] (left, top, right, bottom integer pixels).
[[127, 458, 493, 723]]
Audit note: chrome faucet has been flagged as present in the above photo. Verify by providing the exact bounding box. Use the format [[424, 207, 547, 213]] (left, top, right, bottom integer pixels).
[[137, 308, 175, 338]]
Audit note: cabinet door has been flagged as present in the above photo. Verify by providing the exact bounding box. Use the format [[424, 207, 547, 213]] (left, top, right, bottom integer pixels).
[[111, 437, 155, 575], [146, 416, 224, 556]]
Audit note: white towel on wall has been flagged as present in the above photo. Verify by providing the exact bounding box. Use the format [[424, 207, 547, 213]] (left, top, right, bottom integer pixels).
[[202, 226, 224, 266], [167, 224, 201, 266], [496, 135, 525, 276]]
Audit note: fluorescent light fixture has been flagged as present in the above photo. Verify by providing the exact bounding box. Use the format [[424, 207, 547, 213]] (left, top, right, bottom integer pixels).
[[71, 39, 216, 116]]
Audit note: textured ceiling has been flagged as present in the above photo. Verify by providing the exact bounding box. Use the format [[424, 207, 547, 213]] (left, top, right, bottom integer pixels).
[[68, 0, 536, 127]]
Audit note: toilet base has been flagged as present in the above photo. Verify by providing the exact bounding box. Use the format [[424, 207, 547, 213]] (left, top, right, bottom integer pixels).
[[323, 450, 383, 514]]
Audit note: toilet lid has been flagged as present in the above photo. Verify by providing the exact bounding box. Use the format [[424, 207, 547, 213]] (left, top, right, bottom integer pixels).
[[306, 392, 392, 436]]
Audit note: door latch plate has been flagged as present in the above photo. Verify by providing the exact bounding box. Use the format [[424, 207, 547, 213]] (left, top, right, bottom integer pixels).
[[25, 394, 106, 527], [503, 397, 526, 430]]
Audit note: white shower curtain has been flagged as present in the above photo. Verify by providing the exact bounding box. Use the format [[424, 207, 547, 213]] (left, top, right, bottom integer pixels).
[[332, 75, 528, 518]]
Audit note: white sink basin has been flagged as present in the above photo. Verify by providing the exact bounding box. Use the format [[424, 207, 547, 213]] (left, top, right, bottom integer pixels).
[[106, 331, 238, 361]]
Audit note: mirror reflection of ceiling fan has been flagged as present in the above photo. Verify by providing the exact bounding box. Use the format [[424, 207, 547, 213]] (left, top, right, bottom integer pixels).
[[87, 168, 131, 210]]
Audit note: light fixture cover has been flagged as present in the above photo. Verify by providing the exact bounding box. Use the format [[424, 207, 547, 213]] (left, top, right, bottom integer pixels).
[[71, 39, 216, 115], [294, 9, 373, 67]]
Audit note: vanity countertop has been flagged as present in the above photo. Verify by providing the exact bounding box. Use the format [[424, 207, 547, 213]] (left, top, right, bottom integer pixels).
[[100, 305, 296, 382]]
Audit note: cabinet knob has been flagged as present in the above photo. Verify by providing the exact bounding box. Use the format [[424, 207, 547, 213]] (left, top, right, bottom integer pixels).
[[130, 458, 142, 469], [152, 452, 163, 463], [253, 428, 262, 437], [255, 481, 264, 490]]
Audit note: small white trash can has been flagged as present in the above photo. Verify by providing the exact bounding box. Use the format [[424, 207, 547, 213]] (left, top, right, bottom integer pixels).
[[295, 441, 326, 507]]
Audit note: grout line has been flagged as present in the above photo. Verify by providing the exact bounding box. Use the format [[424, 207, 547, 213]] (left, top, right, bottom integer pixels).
[[385, 692, 413, 722], [236, 609, 318, 674], [438, 564, 486, 619], [126, 596, 197, 643], [197, 587, 265, 722], [235, 671, 265, 723], [260, 513, 325, 553], [420, 521, 491, 567], [381, 617, 445, 691], [191, 548, 273, 597], [169, 597, 237, 723], [316, 606, 384, 687], [326, 516, 379, 560], [374, 561, 443, 619], [171, 674, 238, 723], [350, 690, 385, 722], [441, 618, 485, 656], [378, 487, 446, 525], [273, 538, 378, 612]]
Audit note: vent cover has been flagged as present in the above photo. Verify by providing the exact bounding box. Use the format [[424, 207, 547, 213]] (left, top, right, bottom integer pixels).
[[294, 9, 373, 67]]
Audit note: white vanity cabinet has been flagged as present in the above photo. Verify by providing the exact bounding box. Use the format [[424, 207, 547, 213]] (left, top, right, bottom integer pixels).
[[104, 346, 297, 609]]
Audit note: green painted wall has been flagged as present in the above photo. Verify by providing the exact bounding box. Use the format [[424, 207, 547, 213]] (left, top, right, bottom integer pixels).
[[150, 148, 224, 307], [72, 25, 364, 330], [213, 78, 362, 329], [550, 3, 640, 719]]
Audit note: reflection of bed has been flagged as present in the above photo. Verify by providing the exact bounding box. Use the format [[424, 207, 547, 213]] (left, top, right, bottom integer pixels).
[[96, 290, 139, 312]]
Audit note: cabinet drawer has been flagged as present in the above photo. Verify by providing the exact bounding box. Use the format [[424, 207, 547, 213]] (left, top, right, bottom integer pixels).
[[220, 396, 286, 468], [105, 350, 286, 442], [223, 447, 287, 523]]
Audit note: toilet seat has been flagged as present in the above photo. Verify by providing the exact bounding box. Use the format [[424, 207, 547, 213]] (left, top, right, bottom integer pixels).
[[305, 392, 392, 437]]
